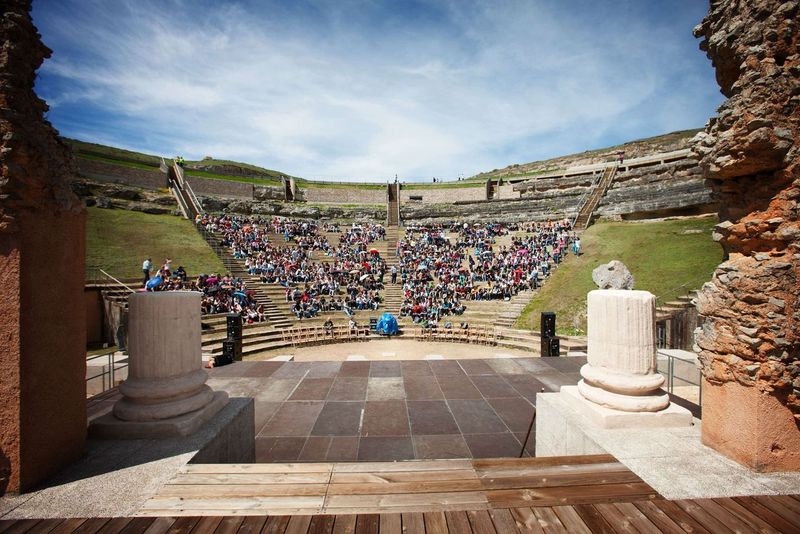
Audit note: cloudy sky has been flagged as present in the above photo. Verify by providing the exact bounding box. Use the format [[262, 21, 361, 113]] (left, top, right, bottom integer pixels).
[[32, 0, 722, 182]]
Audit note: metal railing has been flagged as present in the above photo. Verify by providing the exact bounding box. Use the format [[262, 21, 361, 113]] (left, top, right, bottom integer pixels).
[[657, 348, 702, 407], [98, 268, 137, 293], [86, 349, 129, 397]]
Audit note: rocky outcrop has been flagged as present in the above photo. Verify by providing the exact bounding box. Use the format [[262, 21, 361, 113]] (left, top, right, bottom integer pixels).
[[692, 0, 799, 415], [71, 179, 179, 215], [200, 196, 385, 221]]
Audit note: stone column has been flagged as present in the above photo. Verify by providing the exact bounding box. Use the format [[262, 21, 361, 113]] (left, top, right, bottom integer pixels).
[[578, 289, 670, 412], [90, 292, 228, 438]]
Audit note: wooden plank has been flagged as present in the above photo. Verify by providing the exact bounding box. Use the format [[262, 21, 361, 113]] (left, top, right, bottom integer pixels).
[[571, 505, 615, 534], [474, 462, 630, 480], [772, 495, 800, 516], [333, 460, 473, 473], [284, 515, 312, 534], [551, 506, 591, 534], [477, 469, 641, 491], [488, 509, 519, 534], [400, 513, 424, 534], [353, 514, 378, 534], [531, 507, 566, 534], [139, 517, 175, 534], [307, 515, 335, 534], [467, 510, 497, 534], [423, 512, 449, 534], [650, 499, 711, 534], [212, 516, 244, 534], [94, 518, 133, 534], [472, 455, 616, 470], [323, 491, 488, 512], [227, 516, 265, 534], [378, 514, 401, 534], [167, 473, 332, 485], [180, 463, 333, 474], [157, 484, 329, 497], [191, 517, 223, 534], [592, 504, 637, 534], [330, 470, 478, 484], [694, 498, 766, 533], [484, 482, 657, 508], [165, 517, 200, 534], [48, 519, 88, 534], [326, 480, 482, 495], [72, 519, 111, 534], [614, 503, 660, 534], [331, 515, 355, 534], [713, 498, 781, 534], [444, 511, 472, 534], [509, 508, 544, 534], [732, 496, 799, 534], [631, 501, 687, 534], [28, 519, 69, 534], [140, 496, 325, 512], [137, 510, 325, 518], [2, 520, 45, 534], [262, 515, 290, 534], [752, 496, 800, 528], [674, 499, 734, 534]]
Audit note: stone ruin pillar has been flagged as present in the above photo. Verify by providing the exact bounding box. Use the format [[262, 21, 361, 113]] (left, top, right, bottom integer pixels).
[[561, 261, 692, 428], [90, 292, 228, 438], [0, 1, 87, 493], [693, 0, 799, 471], [578, 289, 670, 413]]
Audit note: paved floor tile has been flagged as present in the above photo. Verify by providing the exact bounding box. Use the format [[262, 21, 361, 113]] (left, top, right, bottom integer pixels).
[[403, 376, 444, 400], [413, 435, 471, 459], [304, 361, 342, 378], [298, 436, 332, 461], [327, 436, 360, 461], [485, 359, 526, 375], [259, 400, 324, 437], [270, 362, 312, 379], [252, 378, 304, 402], [502, 374, 548, 401], [361, 401, 410, 437], [436, 375, 483, 400], [535, 372, 577, 391], [406, 401, 460, 435], [470, 375, 520, 398], [240, 361, 284, 378], [327, 377, 368, 401], [253, 401, 282, 434], [367, 377, 405, 400], [429, 360, 466, 377], [463, 433, 522, 458], [256, 436, 307, 462], [514, 358, 558, 374], [458, 360, 497, 375], [447, 399, 508, 434], [311, 401, 364, 436], [541, 356, 587, 373], [369, 361, 402, 377], [487, 397, 535, 433], [289, 378, 334, 401], [358, 437, 415, 461], [401, 360, 433, 377], [339, 361, 371, 377]]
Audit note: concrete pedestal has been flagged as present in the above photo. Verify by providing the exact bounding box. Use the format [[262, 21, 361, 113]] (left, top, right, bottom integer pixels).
[[90, 292, 227, 438]]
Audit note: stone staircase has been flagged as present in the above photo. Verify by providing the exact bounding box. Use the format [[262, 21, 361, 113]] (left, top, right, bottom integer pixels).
[[573, 164, 617, 230], [495, 289, 535, 327]]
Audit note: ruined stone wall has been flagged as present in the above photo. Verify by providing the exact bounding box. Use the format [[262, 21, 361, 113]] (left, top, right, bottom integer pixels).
[[399, 186, 485, 203], [0, 1, 87, 492], [76, 158, 166, 190], [185, 175, 253, 199], [302, 186, 385, 204], [693, 0, 800, 470]]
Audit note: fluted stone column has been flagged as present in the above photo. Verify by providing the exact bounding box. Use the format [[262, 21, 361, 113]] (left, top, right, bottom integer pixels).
[[578, 289, 669, 412], [90, 292, 228, 438]]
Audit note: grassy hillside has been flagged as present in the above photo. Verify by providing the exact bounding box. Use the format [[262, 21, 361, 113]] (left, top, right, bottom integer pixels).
[[86, 207, 225, 280], [516, 216, 722, 336]]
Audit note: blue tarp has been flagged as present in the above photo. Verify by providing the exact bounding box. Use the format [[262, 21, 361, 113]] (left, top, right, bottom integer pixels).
[[145, 275, 163, 290], [375, 313, 399, 335]]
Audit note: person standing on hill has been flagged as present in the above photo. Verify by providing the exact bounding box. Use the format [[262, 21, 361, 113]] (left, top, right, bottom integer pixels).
[[142, 257, 152, 285]]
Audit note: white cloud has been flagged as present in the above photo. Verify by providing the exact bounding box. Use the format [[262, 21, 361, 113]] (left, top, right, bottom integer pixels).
[[33, 0, 721, 181]]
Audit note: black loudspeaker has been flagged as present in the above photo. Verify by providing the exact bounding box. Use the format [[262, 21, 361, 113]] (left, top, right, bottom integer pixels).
[[549, 337, 560, 357], [540, 336, 551, 358], [222, 338, 242, 362], [540, 312, 556, 338], [214, 351, 233, 367], [227, 313, 243, 340], [369, 318, 378, 329]]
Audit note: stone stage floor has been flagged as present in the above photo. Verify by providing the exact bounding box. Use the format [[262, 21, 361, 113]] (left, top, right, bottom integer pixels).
[[206, 355, 586, 463]]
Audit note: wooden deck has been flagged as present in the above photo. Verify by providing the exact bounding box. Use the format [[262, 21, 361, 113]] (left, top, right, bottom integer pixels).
[[1, 495, 799, 533], [138, 455, 658, 517]]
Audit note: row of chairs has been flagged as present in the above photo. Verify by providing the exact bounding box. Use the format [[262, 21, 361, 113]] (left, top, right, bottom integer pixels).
[[281, 324, 372, 347], [411, 325, 498, 345]]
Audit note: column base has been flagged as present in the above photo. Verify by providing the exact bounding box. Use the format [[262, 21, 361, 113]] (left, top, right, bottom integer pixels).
[[88, 391, 229, 439], [562, 385, 692, 429]]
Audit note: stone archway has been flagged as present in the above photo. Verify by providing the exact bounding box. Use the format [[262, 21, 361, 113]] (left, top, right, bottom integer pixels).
[[692, 0, 799, 471]]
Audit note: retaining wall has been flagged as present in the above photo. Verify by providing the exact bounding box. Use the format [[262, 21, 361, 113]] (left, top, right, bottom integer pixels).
[[77, 159, 167, 190]]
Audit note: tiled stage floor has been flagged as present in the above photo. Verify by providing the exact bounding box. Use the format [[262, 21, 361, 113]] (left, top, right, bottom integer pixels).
[[206, 356, 586, 463]]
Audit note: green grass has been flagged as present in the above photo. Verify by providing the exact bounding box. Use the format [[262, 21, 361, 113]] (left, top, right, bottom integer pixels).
[[186, 158, 289, 179], [86, 207, 225, 279], [65, 138, 163, 166], [77, 153, 160, 171], [515, 216, 722, 336]]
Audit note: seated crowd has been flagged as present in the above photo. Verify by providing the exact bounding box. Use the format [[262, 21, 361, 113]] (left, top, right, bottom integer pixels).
[[196, 214, 386, 319]]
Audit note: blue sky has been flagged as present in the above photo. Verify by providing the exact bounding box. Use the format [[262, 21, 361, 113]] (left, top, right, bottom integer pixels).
[[32, 0, 722, 182]]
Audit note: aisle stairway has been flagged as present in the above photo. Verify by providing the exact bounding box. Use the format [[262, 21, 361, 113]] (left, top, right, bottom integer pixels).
[[573, 165, 617, 230]]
